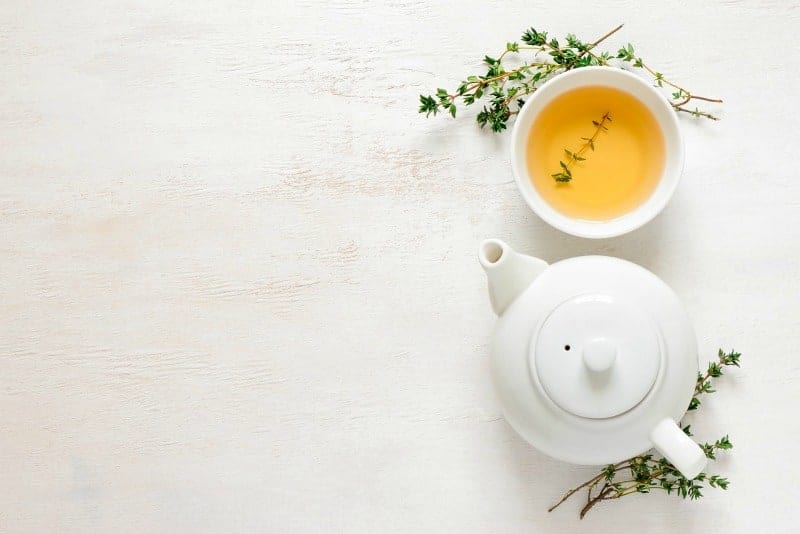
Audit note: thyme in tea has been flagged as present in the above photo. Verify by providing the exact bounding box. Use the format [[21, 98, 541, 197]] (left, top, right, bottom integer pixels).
[[552, 112, 611, 183], [549, 349, 740, 519], [418, 24, 722, 131]]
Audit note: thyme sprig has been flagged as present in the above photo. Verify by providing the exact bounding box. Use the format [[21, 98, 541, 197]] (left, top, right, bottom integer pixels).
[[549, 349, 741, 519], [419, 24, 722, 131], [689, 348, 741, 410], [552, 112, 611, 183]]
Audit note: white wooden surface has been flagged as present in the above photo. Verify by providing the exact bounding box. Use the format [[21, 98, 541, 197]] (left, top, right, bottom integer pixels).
[[2, 1, 799, 532]]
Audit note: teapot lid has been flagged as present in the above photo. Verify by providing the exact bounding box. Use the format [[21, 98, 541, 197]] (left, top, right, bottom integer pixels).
[[533, 294, 661, 419]]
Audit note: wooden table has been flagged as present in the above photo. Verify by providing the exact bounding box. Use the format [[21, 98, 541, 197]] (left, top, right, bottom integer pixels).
[[2, 1, 798, 531]]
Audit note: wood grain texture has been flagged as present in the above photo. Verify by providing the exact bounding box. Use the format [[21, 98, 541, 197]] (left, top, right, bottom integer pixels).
[[1, 0, 799, 532]]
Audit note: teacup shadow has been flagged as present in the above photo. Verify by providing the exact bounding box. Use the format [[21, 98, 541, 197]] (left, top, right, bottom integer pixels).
[[509, 204, 668, 271]]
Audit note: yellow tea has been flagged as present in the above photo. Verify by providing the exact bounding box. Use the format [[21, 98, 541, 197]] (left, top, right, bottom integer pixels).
[[526, 85, 665, 221]]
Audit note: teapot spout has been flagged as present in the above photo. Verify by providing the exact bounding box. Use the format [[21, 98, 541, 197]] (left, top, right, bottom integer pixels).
[[479, 239, 548, 316]]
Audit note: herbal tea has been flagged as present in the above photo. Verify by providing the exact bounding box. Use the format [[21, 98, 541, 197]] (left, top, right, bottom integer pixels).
[[526, 85, 666, 220]]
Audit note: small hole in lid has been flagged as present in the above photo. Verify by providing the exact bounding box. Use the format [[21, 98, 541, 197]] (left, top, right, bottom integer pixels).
[[564, 345, 571, 351]]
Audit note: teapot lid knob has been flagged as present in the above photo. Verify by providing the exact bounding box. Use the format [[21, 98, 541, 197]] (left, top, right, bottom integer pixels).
[[583, 338, 617, 373]]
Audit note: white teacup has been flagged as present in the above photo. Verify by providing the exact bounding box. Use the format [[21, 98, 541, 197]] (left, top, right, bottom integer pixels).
[[510, 66, 684, 239]]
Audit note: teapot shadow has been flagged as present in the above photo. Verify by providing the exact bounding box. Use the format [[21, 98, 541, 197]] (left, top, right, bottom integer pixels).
[[498, 425, 604, 523]]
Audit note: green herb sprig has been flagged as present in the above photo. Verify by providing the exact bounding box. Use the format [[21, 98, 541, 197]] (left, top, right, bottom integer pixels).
[[549, 349, 740, 519], [419, 24, 722, 131], [552, 112, 611, 183]]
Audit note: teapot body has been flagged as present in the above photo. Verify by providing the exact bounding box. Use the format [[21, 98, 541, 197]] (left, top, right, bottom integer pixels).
[[480, 241, 706, 477]]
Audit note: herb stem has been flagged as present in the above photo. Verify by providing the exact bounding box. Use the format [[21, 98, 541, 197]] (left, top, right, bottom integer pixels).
[[548, 459, 630, 513], [498, 45, 546, 61], [446, 61, 552, 102], [684, 94, 724, 103], [548, 475, 602, 513], [579, 485, 613, 519], [674, 106, 721, 120], [587, 23, 625, 50], [574, 112, 610, 160], [551, 112, 611, 183], [636, 60, 723, 103]]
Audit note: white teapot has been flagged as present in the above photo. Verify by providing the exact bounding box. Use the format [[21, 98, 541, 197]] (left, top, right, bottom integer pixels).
[[479, 239, 707, 479]]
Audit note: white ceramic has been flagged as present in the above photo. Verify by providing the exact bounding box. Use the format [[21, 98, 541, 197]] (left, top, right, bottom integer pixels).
[[479, 238, 706, 479], [510, 66, 685, 239]]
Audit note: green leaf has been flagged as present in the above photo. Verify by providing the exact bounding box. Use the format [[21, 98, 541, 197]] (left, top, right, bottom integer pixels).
[[486, 63, 502, 77], [616, 43, 635, 61], [521, 28, 547, 46], [720, 349, 741, 367], [476, 107, 489, 128], [418, 95, 439, 117], [716, 435, 733, 450], [566, 33, 579, 47], [602, 464, 617, 482], [710, 476, 730, 490]]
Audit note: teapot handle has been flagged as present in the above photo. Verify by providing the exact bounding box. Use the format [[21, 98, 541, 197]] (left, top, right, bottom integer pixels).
[[649, 418, 707, 479]]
